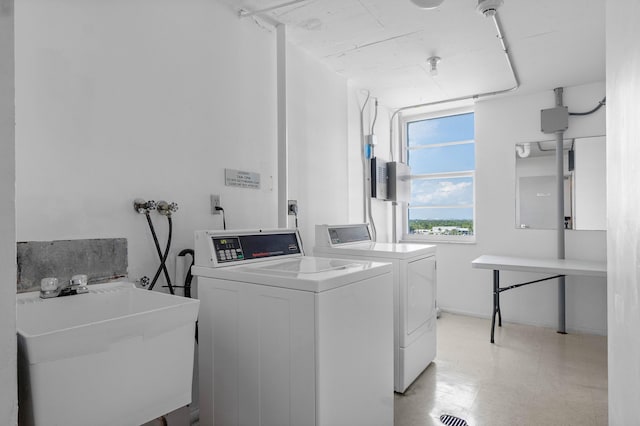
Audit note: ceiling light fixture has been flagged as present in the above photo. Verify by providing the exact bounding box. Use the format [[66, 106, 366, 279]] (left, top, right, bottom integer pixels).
[[410, 0, 445, 10], [427, 56, 441, 76], [476, 0, 503, 17]]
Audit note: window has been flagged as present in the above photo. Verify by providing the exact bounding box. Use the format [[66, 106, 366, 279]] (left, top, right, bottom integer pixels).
[[403, 110, 475, 242]]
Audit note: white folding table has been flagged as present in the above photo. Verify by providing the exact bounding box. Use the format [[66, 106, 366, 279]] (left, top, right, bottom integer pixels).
[[471, 255, 607, 343]]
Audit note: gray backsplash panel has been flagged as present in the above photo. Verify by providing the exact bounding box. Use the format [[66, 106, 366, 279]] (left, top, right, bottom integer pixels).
[[17, 238, 128, 293]]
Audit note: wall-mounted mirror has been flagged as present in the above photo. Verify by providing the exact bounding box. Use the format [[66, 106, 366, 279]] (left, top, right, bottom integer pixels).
[[515, 136, 606, 231]]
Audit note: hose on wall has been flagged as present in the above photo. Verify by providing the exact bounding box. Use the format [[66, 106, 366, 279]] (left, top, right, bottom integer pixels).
[[148, 215, 175, 294], [177, 248, 198, 343], [134, 199, 176, 294], [177, 249, 195, 298], [145, 212, 174, 294]]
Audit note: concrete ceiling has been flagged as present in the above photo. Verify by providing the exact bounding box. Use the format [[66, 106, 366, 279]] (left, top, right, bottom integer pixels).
[[229, 0, 605, 109]]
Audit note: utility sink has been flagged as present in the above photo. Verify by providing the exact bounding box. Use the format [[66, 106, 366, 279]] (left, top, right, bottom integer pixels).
[[17, 281, 200, 426]]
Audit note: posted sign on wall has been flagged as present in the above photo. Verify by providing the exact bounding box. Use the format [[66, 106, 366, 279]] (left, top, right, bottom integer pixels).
[[225, 169, 261, 189]]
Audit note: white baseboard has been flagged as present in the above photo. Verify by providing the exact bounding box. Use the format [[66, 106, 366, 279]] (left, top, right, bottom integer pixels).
[[438, 307, 607, 336]]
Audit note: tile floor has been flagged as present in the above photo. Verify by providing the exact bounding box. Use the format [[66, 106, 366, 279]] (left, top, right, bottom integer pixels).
[[394, 313, 608, 426]]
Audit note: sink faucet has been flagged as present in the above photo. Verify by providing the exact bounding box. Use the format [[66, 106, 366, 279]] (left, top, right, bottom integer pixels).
[[40, 275, 89, 299]]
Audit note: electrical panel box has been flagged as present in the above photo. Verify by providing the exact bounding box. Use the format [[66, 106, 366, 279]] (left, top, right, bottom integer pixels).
[[371, 157, 388, 200], [541, 106, 569, 133], [387, 162, 411, 203]]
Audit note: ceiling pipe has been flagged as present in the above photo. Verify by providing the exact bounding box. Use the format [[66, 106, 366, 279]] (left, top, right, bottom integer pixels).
[[239, 0, 310, 18], [388, 9, 520, 161], [515, 142, 531, 158]]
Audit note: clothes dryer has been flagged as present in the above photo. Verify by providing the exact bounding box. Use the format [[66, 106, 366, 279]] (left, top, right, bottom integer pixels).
[[192, 229, 393, 426], [314, 223, 436, 393]]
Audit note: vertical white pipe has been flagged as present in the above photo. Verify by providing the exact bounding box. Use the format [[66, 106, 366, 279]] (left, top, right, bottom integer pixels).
[[555, 88, 566, 253], [391, 202, 397, 243], [277, 24, 288, 228], [392, 113, 402, 242], [554, 87, 566, 333], [359, 92, 370, 224]]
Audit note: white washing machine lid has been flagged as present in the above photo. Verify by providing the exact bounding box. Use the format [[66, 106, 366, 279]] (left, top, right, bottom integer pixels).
[[192, 256, 392, 293], [314, 242, 436, 260], [250, 257, 361, 275]]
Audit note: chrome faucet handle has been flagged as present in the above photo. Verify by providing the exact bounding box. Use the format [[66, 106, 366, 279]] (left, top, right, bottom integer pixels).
[[70, 274, 89, 294], [157, 200, 178, 216], [134, 199, 157, 214], [40, 277, 60, 299], [39, 275, 89, 298]]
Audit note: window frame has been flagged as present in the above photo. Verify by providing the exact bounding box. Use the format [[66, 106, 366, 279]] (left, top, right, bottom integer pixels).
[[400, 107, 476, 244]]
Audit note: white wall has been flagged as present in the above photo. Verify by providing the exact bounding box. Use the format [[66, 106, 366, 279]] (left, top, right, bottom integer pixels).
[[574, 136, 606, 230], [286, 43, 349, 251], [419, 82, 607, 334], [0, 1, 17, 424], [15, 2, 353, 419], [606, 0, 640, 422], [15, 0, 353, 281], [15, 0, 279, 284]]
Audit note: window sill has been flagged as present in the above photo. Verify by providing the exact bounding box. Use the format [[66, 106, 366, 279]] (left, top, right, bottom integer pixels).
[[401, 234, 476, 245]]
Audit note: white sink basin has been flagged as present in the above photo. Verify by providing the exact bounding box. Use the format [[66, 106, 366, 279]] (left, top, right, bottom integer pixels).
[[17, 281, 200, 426]]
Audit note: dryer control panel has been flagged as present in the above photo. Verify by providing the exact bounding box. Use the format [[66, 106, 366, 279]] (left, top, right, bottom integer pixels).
[[195, 229, 304, 267], [315, 224, 372, 247]]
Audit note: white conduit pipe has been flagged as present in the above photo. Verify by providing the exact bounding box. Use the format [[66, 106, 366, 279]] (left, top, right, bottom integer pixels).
[[388, 11, 520, 242], [366, 163, 378, 241], [358, 95, 378, 242], [359, 92, 371, 224], [367, 100, 379, 241], [239, 0, 310, 18], [515, 142, 531, 158]]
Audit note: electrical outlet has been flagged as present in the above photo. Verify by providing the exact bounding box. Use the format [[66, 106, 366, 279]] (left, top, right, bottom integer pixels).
[[288, 200, 298, 215], [211, 194, 221, 215]]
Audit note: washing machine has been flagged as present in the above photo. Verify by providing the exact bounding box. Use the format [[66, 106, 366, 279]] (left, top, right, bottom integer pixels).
[[314, 223, 437, 393], [192, 229, 393, 426]]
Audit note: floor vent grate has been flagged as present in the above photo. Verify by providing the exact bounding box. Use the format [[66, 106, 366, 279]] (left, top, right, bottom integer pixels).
[[440, 413, 469, 426]]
